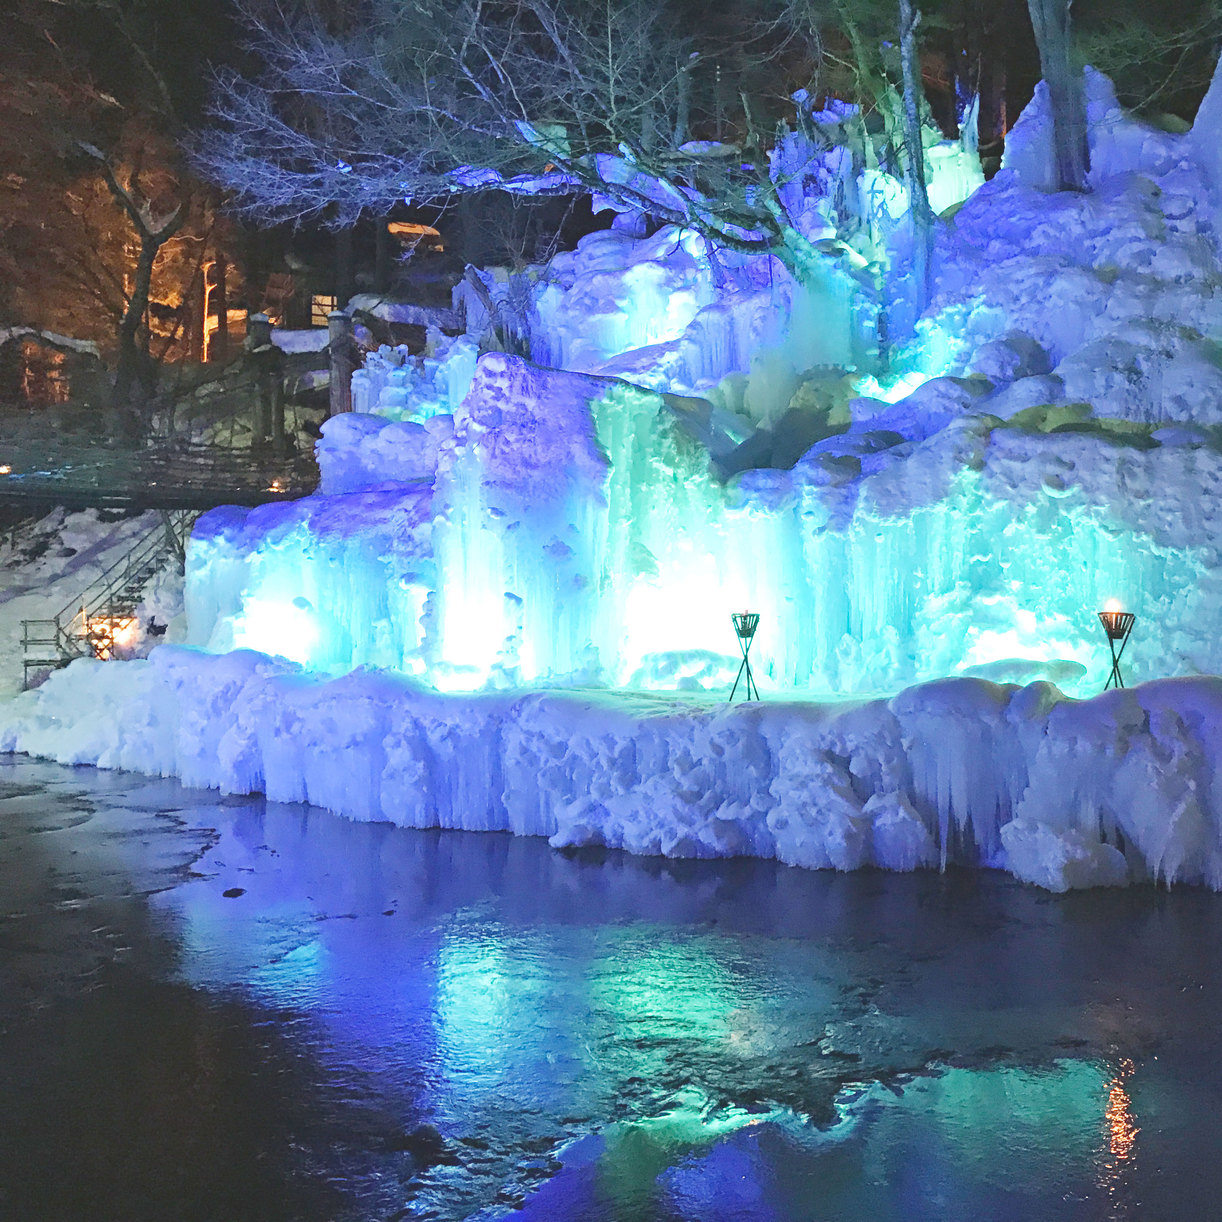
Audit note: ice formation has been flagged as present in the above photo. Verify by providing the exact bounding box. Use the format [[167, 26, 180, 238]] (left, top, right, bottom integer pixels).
[[185, 345, 1222, 697], [7, 646, 1222, 893], [6, 69, 1222, 891], [172, 68, 1222, 702]]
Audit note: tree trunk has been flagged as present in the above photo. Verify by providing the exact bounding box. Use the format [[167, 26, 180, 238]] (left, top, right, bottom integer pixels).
[[0, 338, 22, 405], [898, 0, 935, 313], [186, 267, 205, 364], [247, 312, 273, 450], [112, 231, 161, 435], [374, 217, 392, 294], [88, 152, 185, 437], [271, 374, 286, 458], [674, 61, 692, 147], [335, 226, 355, 310], [1027, 0, 1089, 191], [211, 255, 229, 363]]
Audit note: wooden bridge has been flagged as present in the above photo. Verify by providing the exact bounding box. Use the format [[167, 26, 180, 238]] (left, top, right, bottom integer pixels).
[[0, 311, 338, 513], [0, 436, 318, 512]]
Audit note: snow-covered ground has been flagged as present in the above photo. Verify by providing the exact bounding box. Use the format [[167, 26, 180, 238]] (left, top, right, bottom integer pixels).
[[0, 509, 185, 698]]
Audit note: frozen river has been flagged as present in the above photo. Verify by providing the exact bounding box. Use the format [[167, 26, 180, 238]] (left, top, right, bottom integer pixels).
[[1, 754, 1221, 1221]]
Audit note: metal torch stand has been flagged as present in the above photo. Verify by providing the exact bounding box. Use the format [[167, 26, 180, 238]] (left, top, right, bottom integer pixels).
[[729, 614, 760, 703], [1100, 612, 1135, 691]]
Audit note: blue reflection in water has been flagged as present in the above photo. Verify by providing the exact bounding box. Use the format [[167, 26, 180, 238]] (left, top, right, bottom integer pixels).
[[496, 1062, 1131, 1222], [133, 792, 1162, 1221]]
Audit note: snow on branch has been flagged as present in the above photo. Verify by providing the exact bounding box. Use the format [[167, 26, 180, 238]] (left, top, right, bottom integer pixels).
[[0, 327, 101, 357], [193, 0, 824, 268]]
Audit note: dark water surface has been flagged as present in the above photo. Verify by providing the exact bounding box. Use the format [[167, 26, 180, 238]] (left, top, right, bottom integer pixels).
[[2, 754, 1221, 1221]]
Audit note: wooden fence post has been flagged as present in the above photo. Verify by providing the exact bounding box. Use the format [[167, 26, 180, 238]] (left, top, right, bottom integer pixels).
[[328, 310, 355, 417], [246, 313, 273, 451], [271, 373, 286, 459]]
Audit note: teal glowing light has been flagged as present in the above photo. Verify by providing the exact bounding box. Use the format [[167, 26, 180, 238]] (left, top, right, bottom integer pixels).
[[184, 208, 1205, 702], [959, 605, 1095, 678], [590, 1090, 781, 1215], [859, 168, 911, 224], [587, 940, 741, 1048], [190, 416, 1193, 697], [853, 369, 932, 403], [925, 141, 985, 215], [435, 937, 526, 1044], [869, 1060, 1125, 1192], [432, 448, 512, 690]]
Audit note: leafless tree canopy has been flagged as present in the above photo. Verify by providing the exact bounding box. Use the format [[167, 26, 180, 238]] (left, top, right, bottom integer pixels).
[[204, 1, 678, 209], [198, 0, 855, 265]]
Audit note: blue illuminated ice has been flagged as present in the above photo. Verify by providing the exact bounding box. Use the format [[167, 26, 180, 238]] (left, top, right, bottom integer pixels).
[[183, 344, 1222, 696], [6, 68, 1222, 892]]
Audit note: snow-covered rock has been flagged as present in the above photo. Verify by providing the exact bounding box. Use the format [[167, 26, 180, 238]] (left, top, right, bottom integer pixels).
[[317, 411, 454, 493]]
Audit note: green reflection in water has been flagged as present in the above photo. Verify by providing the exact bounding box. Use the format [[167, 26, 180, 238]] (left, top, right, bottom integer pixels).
[[658, 1059, 1139, 1221], [595, 1089, 784, 1221], [588, 939, 740, 1045], [434, 932, 567, 1077], [894, 1060, 1116, 1189]]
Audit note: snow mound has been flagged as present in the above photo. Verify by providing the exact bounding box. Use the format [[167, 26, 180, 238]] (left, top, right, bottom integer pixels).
[[3, 648, 1220, 892], [317, 412, 454, 493]]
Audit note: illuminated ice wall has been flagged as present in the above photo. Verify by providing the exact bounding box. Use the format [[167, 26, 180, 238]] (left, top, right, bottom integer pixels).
[[184, 69, 1222, 700], [185, 345, 1221, 698]]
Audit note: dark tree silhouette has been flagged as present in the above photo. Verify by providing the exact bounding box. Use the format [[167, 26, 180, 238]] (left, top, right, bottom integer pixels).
[[1027, 0, 1090, 190]]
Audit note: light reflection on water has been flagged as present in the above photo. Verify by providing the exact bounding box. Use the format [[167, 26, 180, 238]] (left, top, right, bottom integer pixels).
[[2, 756, 1220, 1220]]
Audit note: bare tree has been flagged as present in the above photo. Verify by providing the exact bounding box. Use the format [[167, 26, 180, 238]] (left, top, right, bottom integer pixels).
[[197, 0, 853, 279], [1076, 0, 1222, 117], [1027, 0, 1089, 191], [897, 0, 935, 309], [77, 142, 185, 422], [0, 0, 246, 434]]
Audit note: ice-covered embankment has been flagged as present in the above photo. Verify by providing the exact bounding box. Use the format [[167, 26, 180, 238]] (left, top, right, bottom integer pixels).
[[3, 646, 1221, 893]]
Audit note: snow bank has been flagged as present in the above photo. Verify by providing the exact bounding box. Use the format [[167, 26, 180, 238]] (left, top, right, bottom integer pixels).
[[932, 63, 1222, 411], [0, 509, 185, 697], [4, 646, 1219, 893], [178, 70, 1222, 704], [270, 328, 330, 354], [316, 411, 454, 493]]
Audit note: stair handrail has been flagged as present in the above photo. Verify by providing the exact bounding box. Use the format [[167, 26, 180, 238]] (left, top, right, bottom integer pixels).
[[51, 510, 198, 630]]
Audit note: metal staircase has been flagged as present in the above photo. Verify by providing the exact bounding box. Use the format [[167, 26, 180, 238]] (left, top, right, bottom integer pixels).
[[21, 510, 197, 689]]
